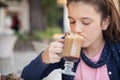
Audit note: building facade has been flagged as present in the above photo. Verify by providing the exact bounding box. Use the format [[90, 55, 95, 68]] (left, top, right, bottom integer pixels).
[[0, 0, 30, 33]]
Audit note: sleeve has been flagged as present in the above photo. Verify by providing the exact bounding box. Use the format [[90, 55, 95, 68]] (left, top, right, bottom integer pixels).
[[21, 53, 49, 80]]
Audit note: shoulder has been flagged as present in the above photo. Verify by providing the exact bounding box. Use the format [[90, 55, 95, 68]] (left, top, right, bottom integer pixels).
[[107, 39, 120, 53], [114, 41, 120, 51]]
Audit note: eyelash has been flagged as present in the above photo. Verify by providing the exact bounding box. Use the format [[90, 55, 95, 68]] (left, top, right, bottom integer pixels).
[[82, 22, 90, 25], [70, 21, 90, 25], [70, 21, 75, 24]]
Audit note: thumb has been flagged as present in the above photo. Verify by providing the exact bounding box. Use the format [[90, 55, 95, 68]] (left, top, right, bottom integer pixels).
[[58, 38, 65, 43]]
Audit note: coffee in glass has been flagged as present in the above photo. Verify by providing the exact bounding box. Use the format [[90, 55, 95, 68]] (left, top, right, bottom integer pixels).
[[61, 32, 84, 76]]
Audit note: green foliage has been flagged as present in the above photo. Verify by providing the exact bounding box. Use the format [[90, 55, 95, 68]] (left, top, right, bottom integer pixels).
[[32, 25, 62, 40], [40, 0, 63, 26], [15, 32, 29, 40], [40, 0, 55, 9], [15, 26, 62, 41]]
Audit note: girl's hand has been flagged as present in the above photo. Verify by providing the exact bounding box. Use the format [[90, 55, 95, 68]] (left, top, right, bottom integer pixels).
[[42, 39, 64, 64]]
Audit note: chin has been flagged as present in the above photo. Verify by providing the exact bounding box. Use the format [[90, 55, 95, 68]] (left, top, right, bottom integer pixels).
[[81, 42, 89, 48]]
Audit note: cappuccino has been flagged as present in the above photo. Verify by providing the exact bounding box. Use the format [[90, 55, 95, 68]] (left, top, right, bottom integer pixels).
[[63, 33, 84, 62]]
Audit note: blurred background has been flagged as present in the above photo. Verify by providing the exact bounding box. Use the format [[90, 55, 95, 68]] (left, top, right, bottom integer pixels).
[[0, 0, 119, 78]]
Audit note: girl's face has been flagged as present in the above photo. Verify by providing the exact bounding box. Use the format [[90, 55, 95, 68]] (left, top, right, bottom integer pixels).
[[68, 2, 108, 48]]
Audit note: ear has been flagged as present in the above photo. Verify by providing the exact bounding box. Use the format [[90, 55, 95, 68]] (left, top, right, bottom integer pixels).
[[102, 16, 111, 30]]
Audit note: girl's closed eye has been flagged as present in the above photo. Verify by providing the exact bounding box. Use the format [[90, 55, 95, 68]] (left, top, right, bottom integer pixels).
[[82, 21, 90, 25], [70, 21, 76, 24], [69, 18, 76, 24], [82, 19, 92, 25]]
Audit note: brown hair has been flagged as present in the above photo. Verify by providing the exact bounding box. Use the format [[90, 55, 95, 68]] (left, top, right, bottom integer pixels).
[[67, 0, 120, 42]]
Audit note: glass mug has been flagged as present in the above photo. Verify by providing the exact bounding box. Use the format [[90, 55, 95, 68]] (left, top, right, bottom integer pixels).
[[61, 32, 84, 76]]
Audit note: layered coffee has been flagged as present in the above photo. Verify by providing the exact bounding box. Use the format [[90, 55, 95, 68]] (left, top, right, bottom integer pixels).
[[63, 32, 84, 62]]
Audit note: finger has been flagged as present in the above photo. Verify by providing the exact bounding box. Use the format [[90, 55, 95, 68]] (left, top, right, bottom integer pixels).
[[50, 42, 64, 48], [49, 47, 63, 56], [50, 58, 61, 63], [53, 54, 62, 60], [49, 54, 62, 63], [52, 47, 63, 54], [58, 39, 65, 43]]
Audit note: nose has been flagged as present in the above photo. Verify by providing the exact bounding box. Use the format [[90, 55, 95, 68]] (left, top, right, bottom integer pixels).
[[75, 22, 83, 33]]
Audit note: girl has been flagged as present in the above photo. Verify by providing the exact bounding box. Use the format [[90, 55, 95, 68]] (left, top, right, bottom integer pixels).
[[21, 0, 120, 80]]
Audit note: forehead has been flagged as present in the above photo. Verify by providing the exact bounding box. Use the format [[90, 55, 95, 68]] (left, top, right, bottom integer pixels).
[[68, 2, 101, 19]]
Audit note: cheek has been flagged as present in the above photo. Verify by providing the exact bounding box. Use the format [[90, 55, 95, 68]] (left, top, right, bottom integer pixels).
[[82, 30, 102, 47], [88, 26, 101, 36], [84, 25, 103, 40]]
